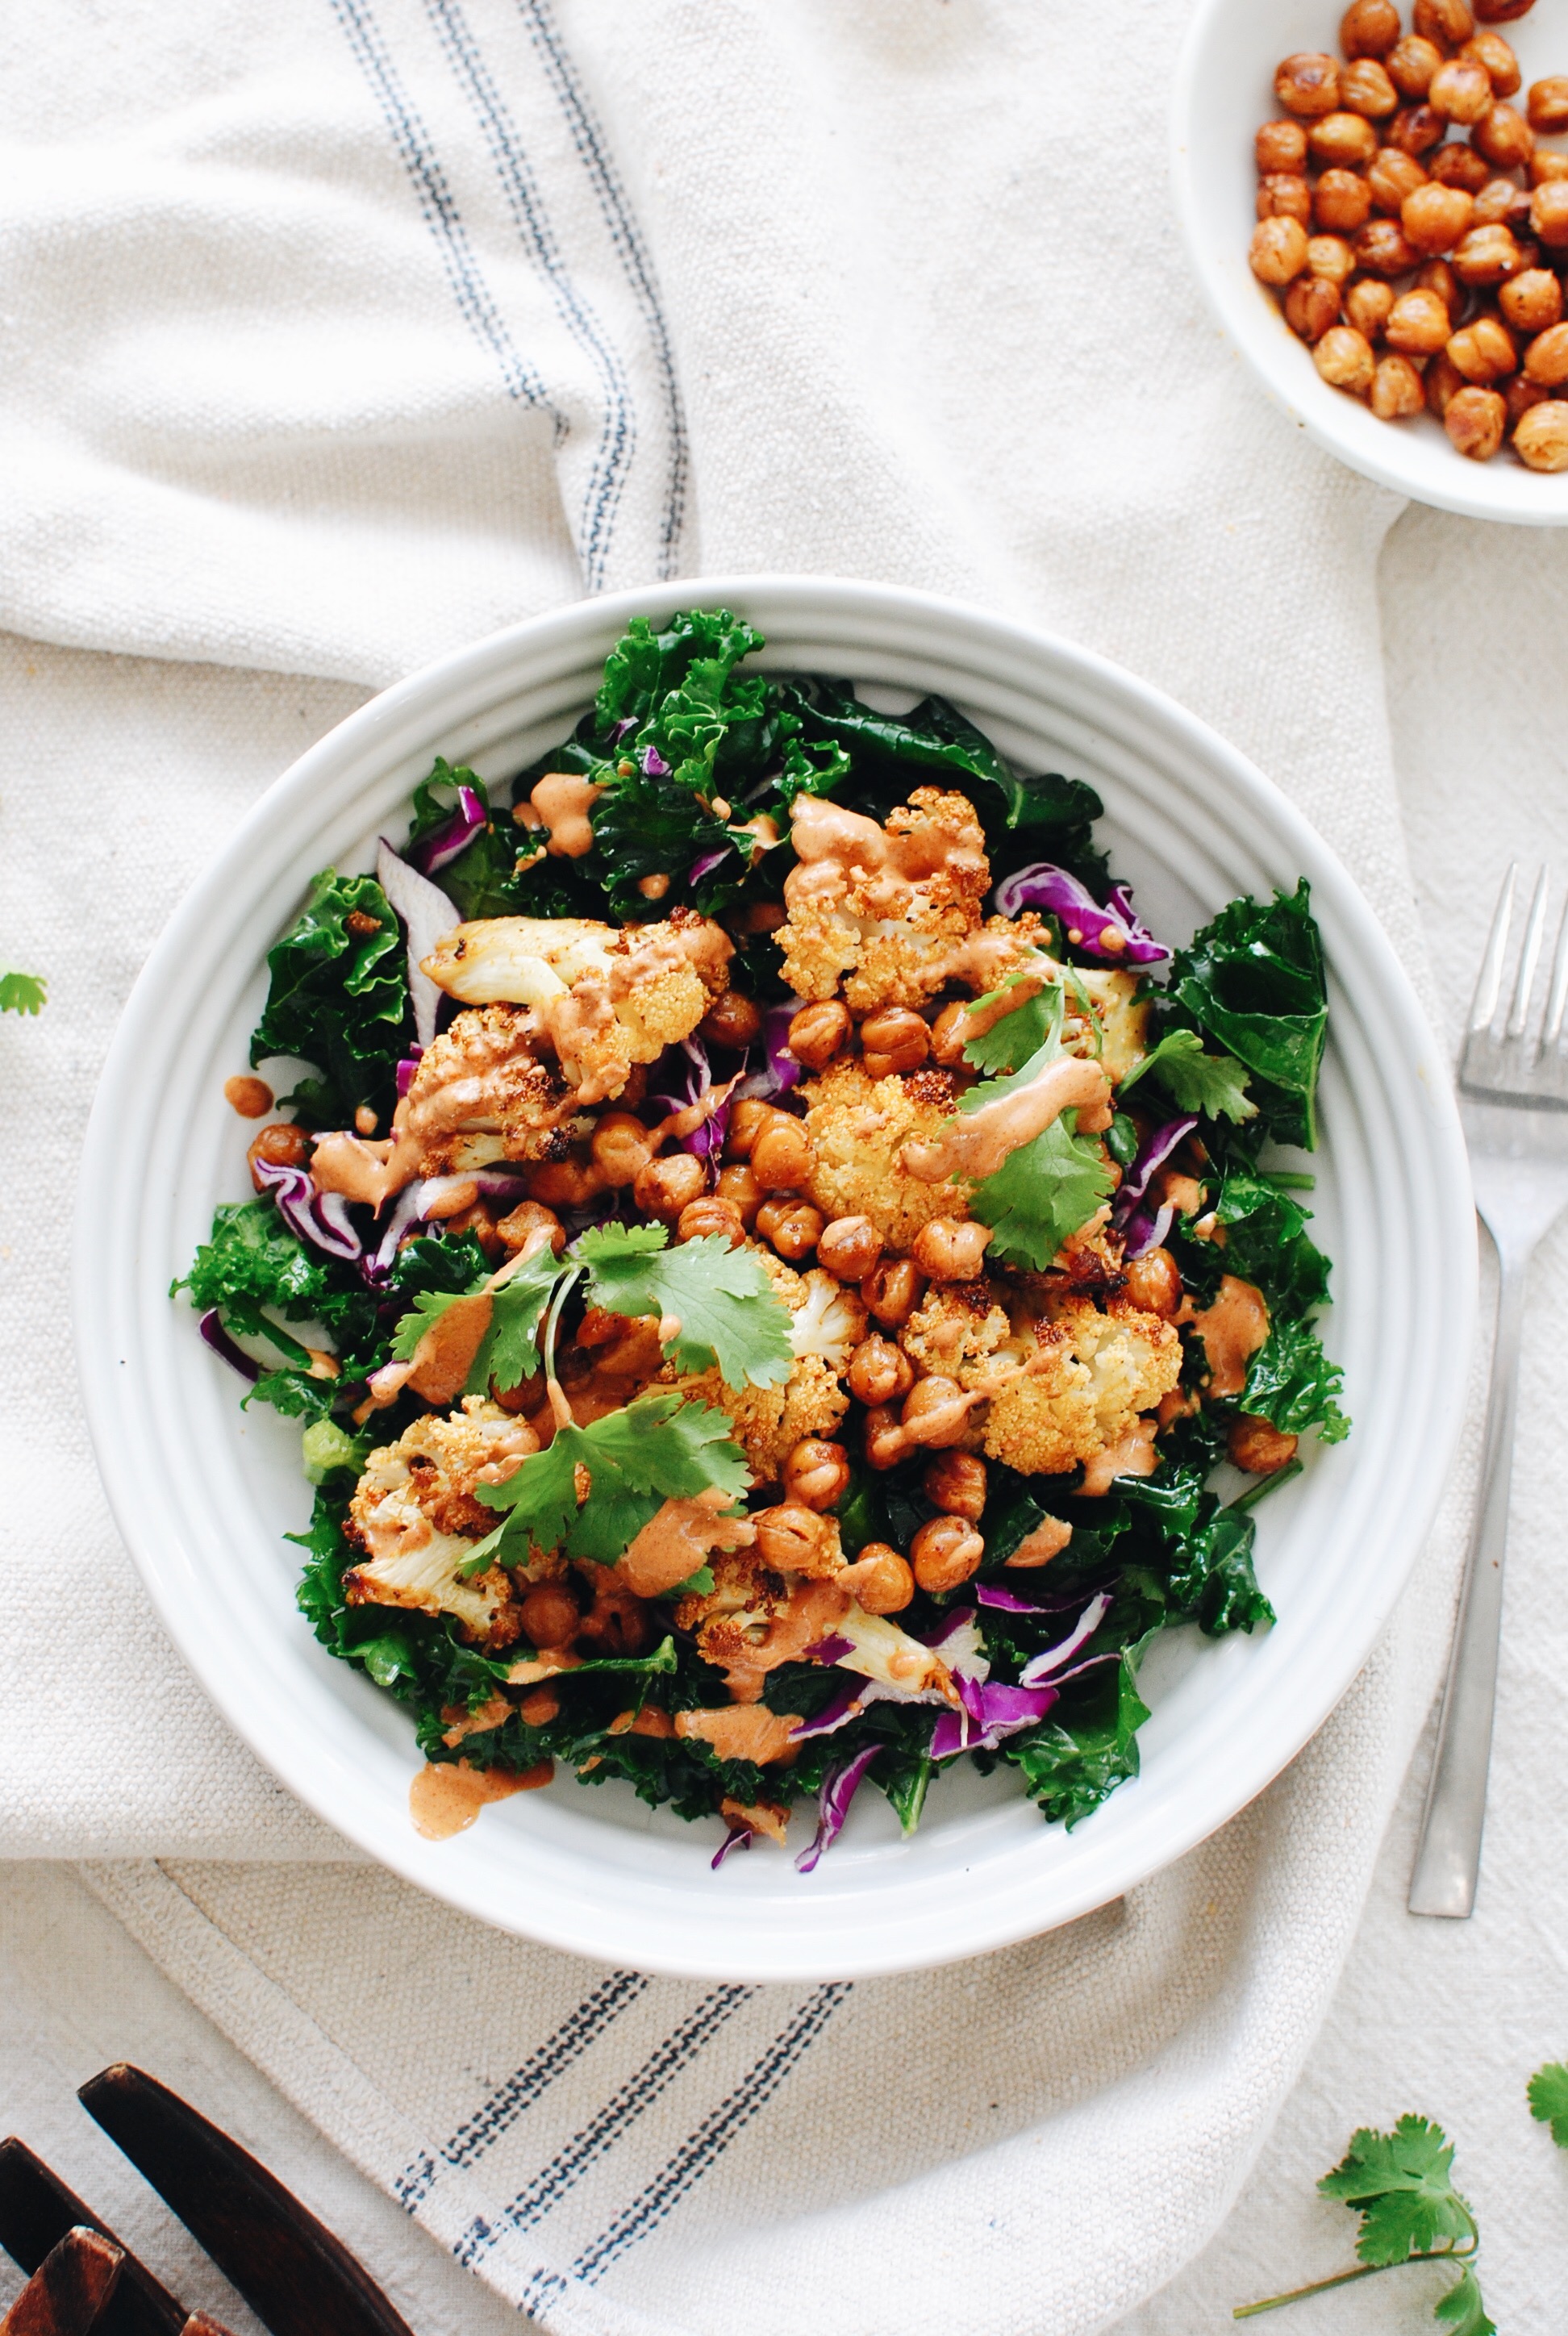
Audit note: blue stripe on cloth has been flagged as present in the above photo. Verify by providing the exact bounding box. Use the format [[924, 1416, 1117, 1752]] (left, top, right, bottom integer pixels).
[[393, 1968, 649, 2209], [327, 0, 562, 429], [424, 0, 635, 592], [454, 1983, 754, 2267], [569, 1984, 853, 2285], [514, 0, 690, 576]]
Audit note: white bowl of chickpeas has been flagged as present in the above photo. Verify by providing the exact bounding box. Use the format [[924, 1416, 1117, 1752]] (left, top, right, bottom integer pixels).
[[1174, 0, 1568, 516]]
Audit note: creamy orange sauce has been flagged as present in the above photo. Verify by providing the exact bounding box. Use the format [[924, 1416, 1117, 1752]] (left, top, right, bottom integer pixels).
[[223, 1074, 274, 1119], [530, 772, 603, 857], [675, 1705, 803, 1766], [618, 1488, 756, 1598], [311, 1128, 401, 1208], [789, 795, 983, 887], [441, 1693, 512, 1747], [1080, 1417, 1158, 1497], [1004, 1516, 1074, 1568], [409, 1756, 553, 1839], [716, 1577, 856, 1704], [901, 1055, 1111, 1183], [1194, 1274, 1270, 1399], [636, 873, 671, 900]]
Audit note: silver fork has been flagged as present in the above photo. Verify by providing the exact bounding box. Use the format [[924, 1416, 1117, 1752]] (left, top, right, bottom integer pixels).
[[1409, 867, 1568, 1917]]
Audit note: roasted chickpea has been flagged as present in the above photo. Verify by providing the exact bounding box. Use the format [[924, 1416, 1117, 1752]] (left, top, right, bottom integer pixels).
[[444, 1199, 506, 1261], [1388, 34, 1445, 97], [1311, 109, 1380, 166], [750, 1115, 816, 1191], [817, 1214, 884, 1282], [782, 1437, 852, 1511], [1426, 346, 1468, 411], [754, 1500, 835, 1575], [1274, 52, 1342, 117], [1514, 398, 1568, 467], [519, 1583, 580, 1649], [1315, 168, 1374, 234], [847, 1544, 915, 1615], [1414, 0, 1475, 47], [1449, 312, 1519, 377], [1528, 76, 1568, 134], [862, 1402, 910, 1470], [496, 1199, 566, 1258], [1341, 0, 1401, 56], [1227, 1416, 1301, 1475], [1531, 178, 1568, 246], [911, 1216, 994, 1282], [1531, 150, 1568, 184], [1445, 380, 1508, 453], [1257, 117, 1311, 173], [1453, 221, 1525, 277], [1387, 286, 1454, 352], [1504, 372, 1550, 423], [1371, 352, 1429, 415], [785, 999, 850, 1070], [1370, 145, 1429, 209], [590, 1110, 655, 1187], [1121, 1245, 1182, 1316], [1403, 180, 1476, 249], [698, 988, 762, 1049], [1430, 56, 1495, 122], [1474, 100, 1534, 165], [1473, 0, 1537, 20], [247, 1121, 309, 1187], [928, 999, 975, 1068], [847, 1331, 915, 1407], [755, 1196, 824, 1260], [1354, 217, 1420, 273], [1286, 273, 1346, 342], [224, 1074, 273, 1119], [859, 1005, 931, 1078], [923, 1449, 989, 1523], [1306, 232, 1357, 285], [861, 1257, 924, 1326], [1524, 318, 1568, 380], [1315, 323, 1378, 392], [1417, 256, 1465, 316], [910, 1514, 985, 1596], [1341, 57, 1399, 117], [1428, 139, 1492, 188], [715, 1162, 762, 1228], [899, 1374, 974, 1449], [1474, 174, 1532, 227], [1501, 267, 1562, 329], [1391, 100, 1447, 153], [1344, 275, 1395, 336], [724, 1095, 776, 1161], [632, 1149, 707, 1223], [1461, 31, 1522, 94], [677, 1195, 748, 1247]]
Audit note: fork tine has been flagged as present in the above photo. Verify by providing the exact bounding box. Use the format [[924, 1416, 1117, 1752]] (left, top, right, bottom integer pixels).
[[1469, 864, 1516, 1033], [1507, 866, 1550, 1039], [1542, 891, 1568, 1054]]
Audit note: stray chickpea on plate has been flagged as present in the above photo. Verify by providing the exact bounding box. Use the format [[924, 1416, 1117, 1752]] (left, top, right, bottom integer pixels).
[[1250, 0, 1568, 467]]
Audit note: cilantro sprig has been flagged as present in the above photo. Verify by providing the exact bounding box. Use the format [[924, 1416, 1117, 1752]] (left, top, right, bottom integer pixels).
[[1117, 1026, 1255, 1124], [1236, 2117, 1491, 2332], [0, 970, 45, 1016], [954, 984, 1113, 1270], [1528, 2059, 1568, 2146]]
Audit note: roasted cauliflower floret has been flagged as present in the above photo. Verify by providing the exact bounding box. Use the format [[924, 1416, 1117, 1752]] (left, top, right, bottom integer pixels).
[[662, 1254, 861, 1482], [396, 1003, 574, 1177], [777, 788, 989, 1011], [970, 1295, 1182, 1477], [344, 1397, 546, 1646], [899, 1281, 1011, 1378], [673, 1550, 949, 1705], [801, 1061, 970, 1249]]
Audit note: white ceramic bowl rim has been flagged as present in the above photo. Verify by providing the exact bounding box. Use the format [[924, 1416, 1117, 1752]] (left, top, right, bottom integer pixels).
[[75, 575, 1474, 1980]]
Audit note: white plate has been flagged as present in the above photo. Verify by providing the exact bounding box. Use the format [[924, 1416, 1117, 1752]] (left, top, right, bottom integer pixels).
[[1174, 0, 1568, 523], [75, 577, 1474, 1980]]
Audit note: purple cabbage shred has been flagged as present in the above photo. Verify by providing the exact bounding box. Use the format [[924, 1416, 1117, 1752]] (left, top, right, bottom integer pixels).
[[1110, 1115, 1197, 1258], [641, 745, 671, 778], [395, 1047, 424, 1098], [408, 784, 486, 878], [252, 1158, 363, 1263], [991, 862, 1169, 965], [796, 1743, 882, 1872], [198, 1309, 260, 1383], [711, 1825, 753, 1871], [1017, 1591, 1114, 1688]]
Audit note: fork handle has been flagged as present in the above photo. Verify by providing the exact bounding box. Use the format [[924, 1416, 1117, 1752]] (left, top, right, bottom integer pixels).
[[1407, 1244, 1526, 1918]]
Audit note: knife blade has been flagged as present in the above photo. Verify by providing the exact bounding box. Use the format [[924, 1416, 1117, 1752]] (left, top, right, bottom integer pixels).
[[0, 2140, 188, 2336], [0, 2227, 122, 2336], [77, 2071, 415, 2336]]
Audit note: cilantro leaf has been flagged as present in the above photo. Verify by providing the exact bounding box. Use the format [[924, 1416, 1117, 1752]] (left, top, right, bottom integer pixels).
[[389, 1243, 569, 1395], [1119, 1028, 1255, 1124], [1434, 2266, 1495, 2336], [0, 970, 45, 1015], [578, 1222, 792, 1387], [476, 1392, 750, 1567], [1318, 2118, 1474, 2266], [1528, 2060, 1568, 2146], [960, 974, 1063, 1078], [968, 1111, 1114, 1270]]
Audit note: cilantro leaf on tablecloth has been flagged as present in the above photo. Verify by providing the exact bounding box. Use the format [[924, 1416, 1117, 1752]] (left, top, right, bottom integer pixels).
[[0, 970, 45, 1015], [1528, 2060, 1568, 2146], [473, 1391, 750, 1568], [1117, 1027, 1255, 1123], [578, 1222, 792, 1386]]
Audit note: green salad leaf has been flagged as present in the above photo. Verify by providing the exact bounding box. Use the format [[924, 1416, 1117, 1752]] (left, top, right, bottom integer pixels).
[[1117, 1027, 1254, 1123], [577, 1223, 794, 1386], [0, 970, 45, 1015], [473, 1391, 750, 1568], [1167, 880, 1327, 1149], [1006, 1657, 1149, 1829], [968, 1112, 1114, 1271], [250, 869, 411, 1128]]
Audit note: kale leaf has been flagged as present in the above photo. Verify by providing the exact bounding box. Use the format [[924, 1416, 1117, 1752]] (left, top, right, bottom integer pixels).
[[250, 869, 411, 1128], [1166, 879, 1327, 1148], [1005, 1657, 1149, 1829]]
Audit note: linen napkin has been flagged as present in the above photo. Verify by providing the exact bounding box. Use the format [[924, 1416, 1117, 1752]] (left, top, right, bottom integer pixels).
[[0, 2, 1478, 2330]]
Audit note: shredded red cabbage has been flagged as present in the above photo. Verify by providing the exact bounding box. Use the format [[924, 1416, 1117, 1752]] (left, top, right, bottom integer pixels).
[[252, 1158, 363, 1263], [361, 1169, 533, 1283], [803, 1633, 855, 1664], [991, 863, 1169, 965], [1110, 1114, 1197, 1259], [930, 1679, 1058, 1759], [1017, 1591, 1114, 1687], [787, 1679, 868, 1742], [688, 845, 732, 886], [407, 784, 486, 877], [711, 1824, 753, 1870], [642, 745, 671, 778], [199, 1309, 260, 1383], [734, 1002, 803, 1106], [377, 841, 458, 1049], [796, 1742, 882, 1872], [975, 1579, 1103, 1614], [395, 1047, 424, 1098]]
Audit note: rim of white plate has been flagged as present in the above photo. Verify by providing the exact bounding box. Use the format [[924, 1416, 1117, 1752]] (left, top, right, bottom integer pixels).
[[1172, 0, 1568, 525], [74, 576, 1475, 1981]]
